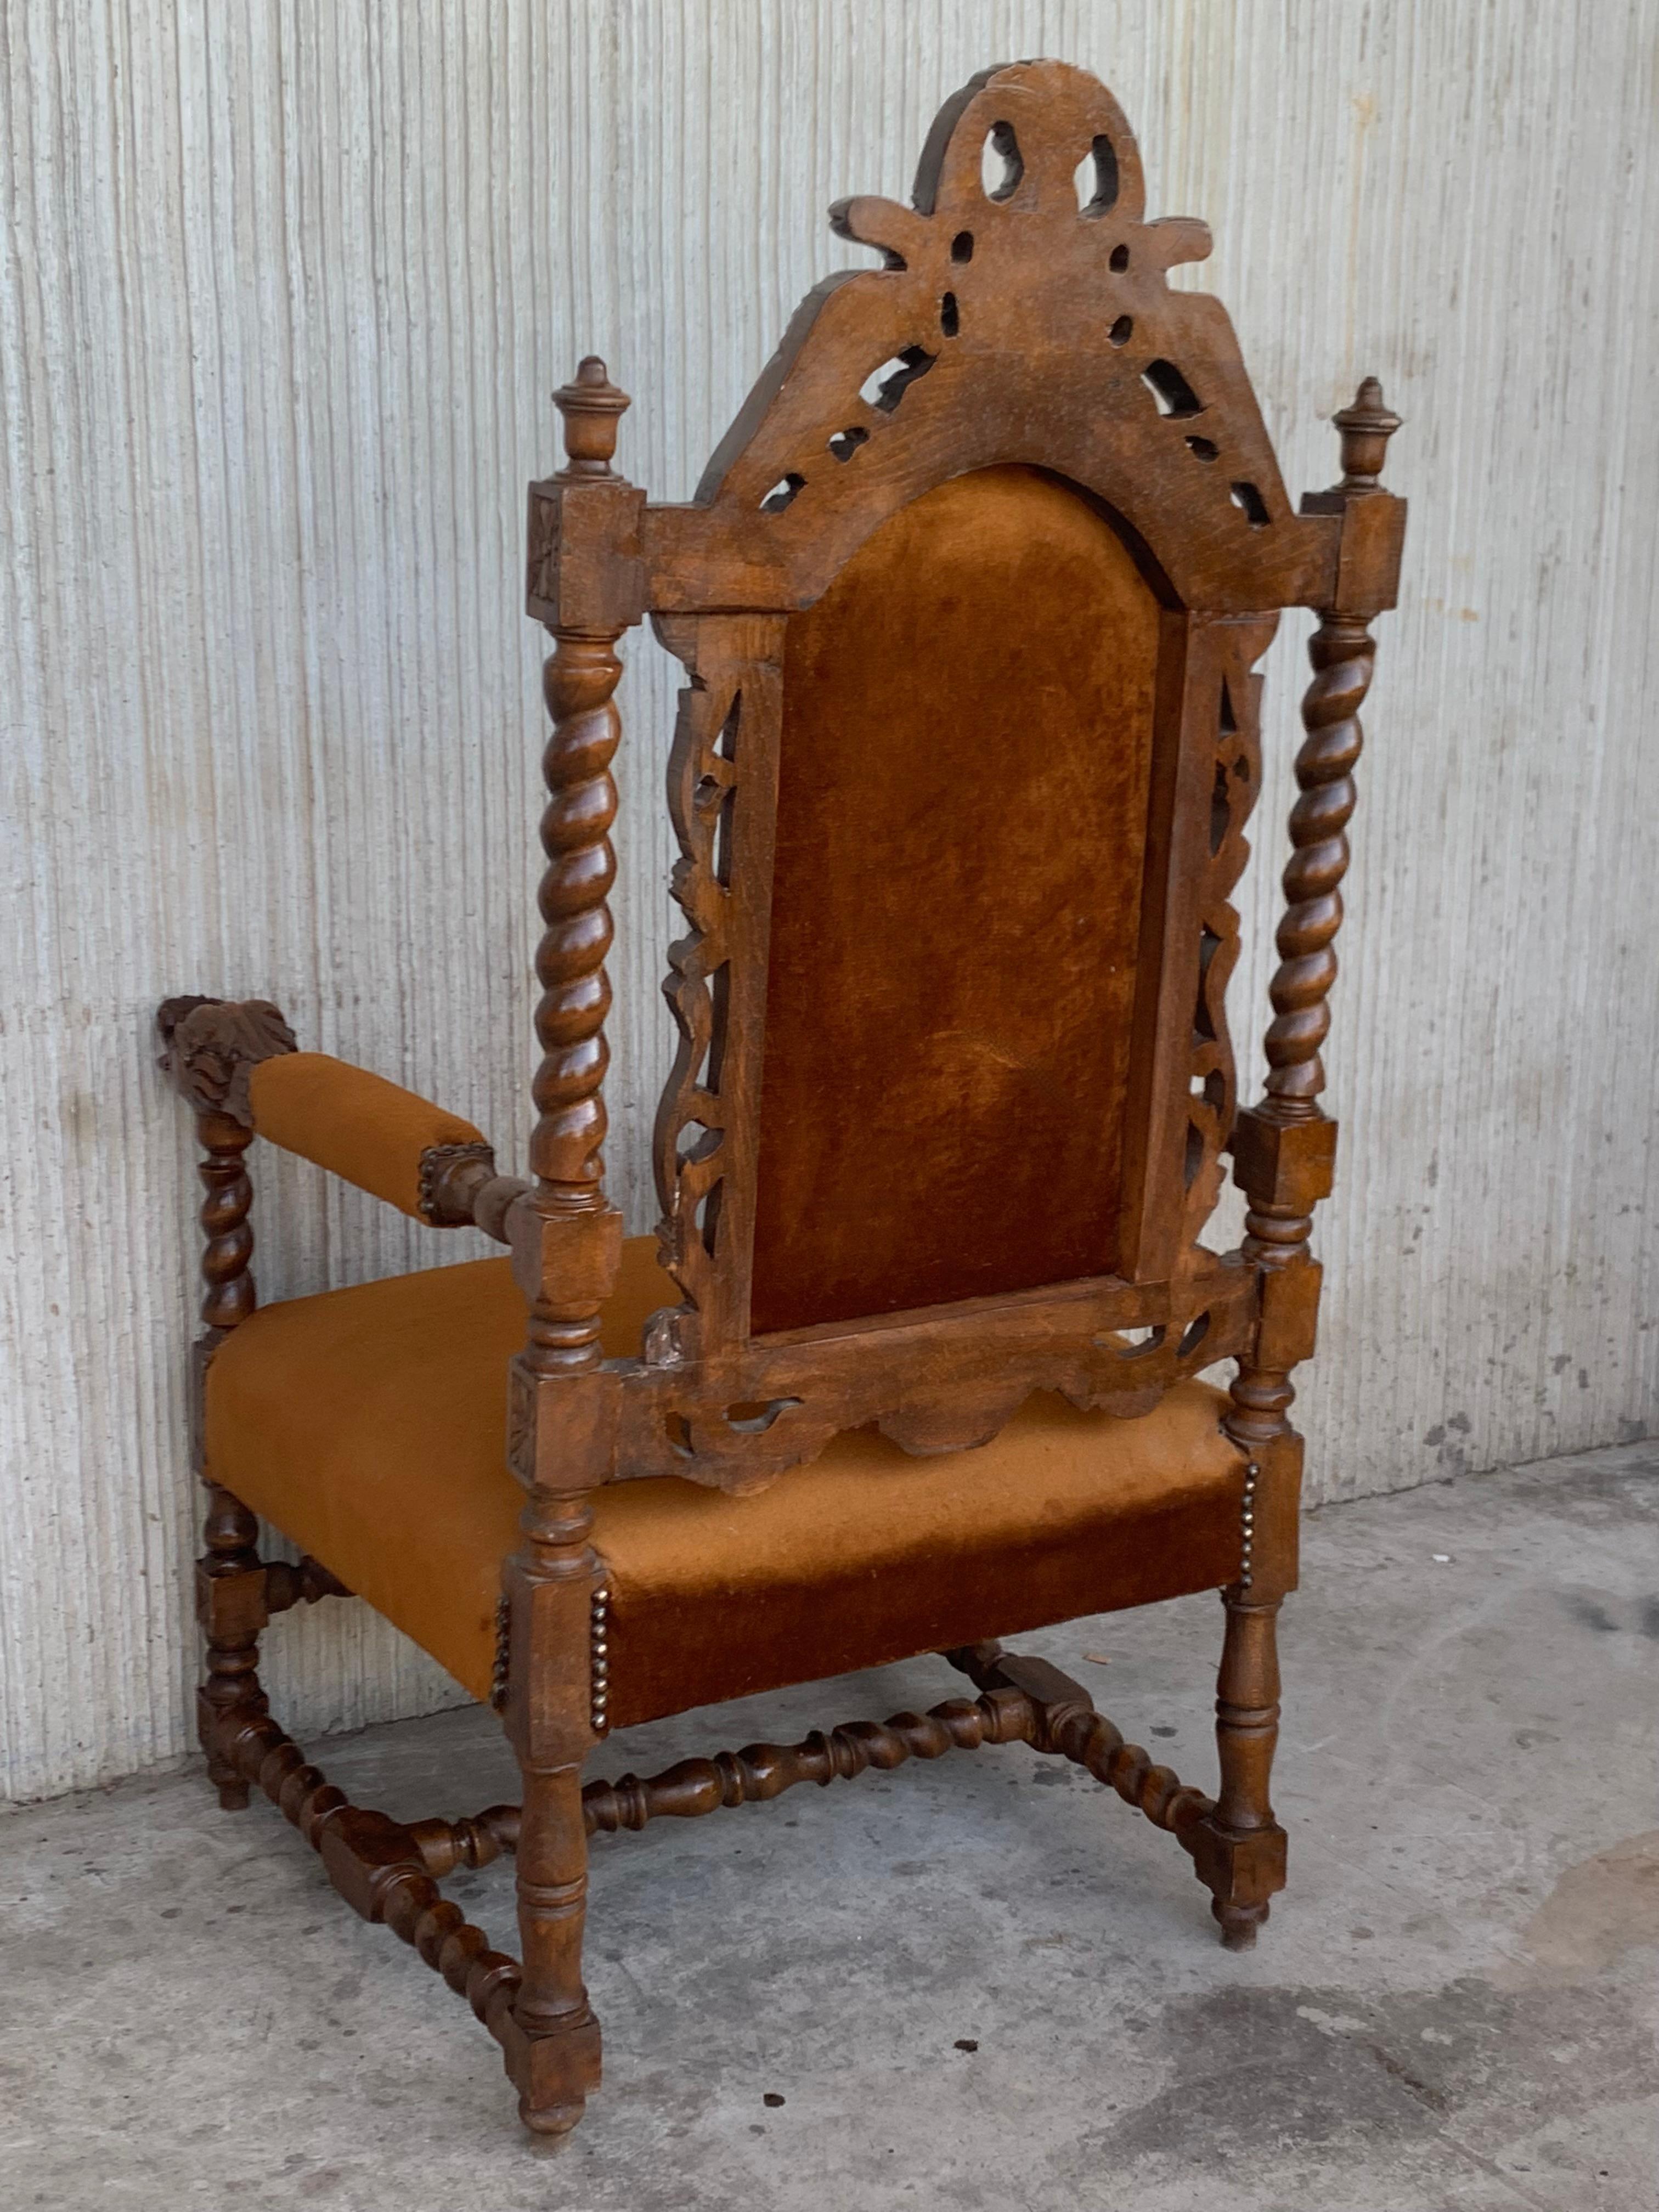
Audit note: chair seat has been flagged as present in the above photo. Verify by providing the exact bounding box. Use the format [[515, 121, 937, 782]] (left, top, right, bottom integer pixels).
[[204, 1240, 1247, 1729]]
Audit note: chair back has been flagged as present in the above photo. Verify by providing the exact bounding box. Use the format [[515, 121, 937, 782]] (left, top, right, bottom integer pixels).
[[524, 61, 1403, 1493]]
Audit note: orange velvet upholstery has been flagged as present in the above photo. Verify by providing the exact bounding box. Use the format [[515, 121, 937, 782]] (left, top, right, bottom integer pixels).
[[204, 1240, 1246, 1729], [247, 1053, 486, 1219], [753, 465, 1162, 1333]]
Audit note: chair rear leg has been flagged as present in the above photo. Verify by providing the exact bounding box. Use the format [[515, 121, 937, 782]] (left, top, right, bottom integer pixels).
[[196, 1480, 270, 1810], [1194, 1587, 1287, 1947]]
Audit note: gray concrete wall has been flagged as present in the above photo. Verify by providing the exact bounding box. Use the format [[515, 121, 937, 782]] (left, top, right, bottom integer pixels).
[[4, 0, 1658, 1798]]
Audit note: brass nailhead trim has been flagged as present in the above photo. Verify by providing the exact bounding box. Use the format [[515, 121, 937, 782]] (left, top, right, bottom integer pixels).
[[490, 1594, 510, 1712], [1240, 1460, 1260, 1589], [590, 1584, 611, 1734]]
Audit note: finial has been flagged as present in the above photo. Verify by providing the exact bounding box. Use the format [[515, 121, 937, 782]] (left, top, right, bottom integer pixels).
[[1331, 376, 1402, 490], [552, 356, 630, 481]]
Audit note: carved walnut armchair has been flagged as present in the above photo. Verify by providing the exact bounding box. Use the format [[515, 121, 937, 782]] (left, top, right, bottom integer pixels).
[[155, 62, 1403, 2140]]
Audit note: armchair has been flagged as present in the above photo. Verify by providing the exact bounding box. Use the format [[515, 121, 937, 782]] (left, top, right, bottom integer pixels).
[[155, 59, 1403, 2141]]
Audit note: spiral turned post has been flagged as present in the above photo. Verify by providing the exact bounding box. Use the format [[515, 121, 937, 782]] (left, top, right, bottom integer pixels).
[[1261, 623, 1373, 1123], [521, 355, 633, 1381], [156, 995, 301, 1810], [1242, 377, 1401, 1265], [506, 356, 639, 2140], [196, 1114, 256, 1330]]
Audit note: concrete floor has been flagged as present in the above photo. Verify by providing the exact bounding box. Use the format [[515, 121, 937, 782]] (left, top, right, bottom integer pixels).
[[3, 1443, 1655, 2211]]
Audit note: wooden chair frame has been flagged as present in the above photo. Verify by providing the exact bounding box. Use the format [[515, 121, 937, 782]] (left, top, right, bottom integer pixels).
[[155, 61, 1403, 2138]]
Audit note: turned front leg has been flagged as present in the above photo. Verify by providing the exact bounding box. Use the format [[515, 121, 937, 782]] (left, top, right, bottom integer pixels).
[[509, 1753, 600, 2134]]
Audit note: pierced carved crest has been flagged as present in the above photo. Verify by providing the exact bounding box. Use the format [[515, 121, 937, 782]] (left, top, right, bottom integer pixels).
[[689, 59, 1330, 616]]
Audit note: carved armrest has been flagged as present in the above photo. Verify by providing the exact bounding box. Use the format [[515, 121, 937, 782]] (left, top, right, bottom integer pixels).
[[156, 997, 527, 1235]]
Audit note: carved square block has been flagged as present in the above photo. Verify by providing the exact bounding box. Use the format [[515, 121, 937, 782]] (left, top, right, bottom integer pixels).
[[499, 2007, 603, 2121], [1229, 1109, 1338, 1212], [1254, 1259, 1324, 1374], [194, 1561, 269, 1642], [319, 1808, 425, 1923], [524, 484, 563, 623], [507, 1198, 624, 1313], [1240, 1430, 1304, 1598], [524, 478, 647, 631], [1299, 486, 1407, 616], [1191, 1819, 1288, 1910], [506, 1361, 622, 1492]]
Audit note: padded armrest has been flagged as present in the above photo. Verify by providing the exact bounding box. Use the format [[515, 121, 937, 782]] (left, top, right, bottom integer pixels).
[[249, 1052, 488, 1221]]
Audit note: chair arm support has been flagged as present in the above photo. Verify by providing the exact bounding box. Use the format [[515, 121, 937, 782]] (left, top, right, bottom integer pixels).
[[248, 1051, 487, 1221], [156, 997, 527, 1233]]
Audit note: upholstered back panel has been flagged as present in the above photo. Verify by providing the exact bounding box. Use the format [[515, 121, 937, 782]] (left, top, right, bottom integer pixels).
[[748, 465, 1163, 1335]]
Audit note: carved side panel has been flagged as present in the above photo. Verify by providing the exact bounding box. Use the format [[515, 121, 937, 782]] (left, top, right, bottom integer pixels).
[[648, 613, 787, 1363], [1180, 619, 1276, 1254]]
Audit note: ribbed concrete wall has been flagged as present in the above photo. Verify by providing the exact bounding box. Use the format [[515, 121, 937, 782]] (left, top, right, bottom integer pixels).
[[4, 0, 1657, 1800]]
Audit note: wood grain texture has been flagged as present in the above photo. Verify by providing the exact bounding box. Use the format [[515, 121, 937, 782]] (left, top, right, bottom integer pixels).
[[4, 0, 1657, 1798]]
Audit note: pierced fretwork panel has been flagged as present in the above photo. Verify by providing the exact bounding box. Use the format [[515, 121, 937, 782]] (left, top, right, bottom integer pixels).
[[649, 613, 786, 1358], [1181, 619, 1275, 1253]]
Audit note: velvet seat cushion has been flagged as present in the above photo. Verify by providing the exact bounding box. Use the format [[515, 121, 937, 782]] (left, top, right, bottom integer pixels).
[[203, 1242, 1247, 1729]]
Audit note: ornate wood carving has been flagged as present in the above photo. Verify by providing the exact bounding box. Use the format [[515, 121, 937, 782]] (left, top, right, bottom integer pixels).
[[614, 1253, 1253, 1491], [651, 61, 1344, 620], [648, 613, 785, 1357], [417, 1140, 504, 1227], [156, 995, 295, 1338], [1180, 623, 1275, 1254], [156, 994, 297, 1127]]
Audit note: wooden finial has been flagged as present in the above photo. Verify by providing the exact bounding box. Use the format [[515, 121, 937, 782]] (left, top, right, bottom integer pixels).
[[1331, 376, 1401, 490], [553, 356, 630, 480]]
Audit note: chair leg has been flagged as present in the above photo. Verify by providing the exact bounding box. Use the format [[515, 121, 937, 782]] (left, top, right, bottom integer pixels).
[[1192, 1587, 1288, 1948], [508, 1760, 601, 2136], [196, 1481, 271, 1811]]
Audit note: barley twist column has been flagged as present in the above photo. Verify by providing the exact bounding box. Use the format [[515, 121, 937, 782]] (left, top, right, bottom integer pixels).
[[504, 357, 635, 2137], [1204, 379, 1403, 1947], [193, 1111, 267, 1803], [157, 998, 300, 1814]]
